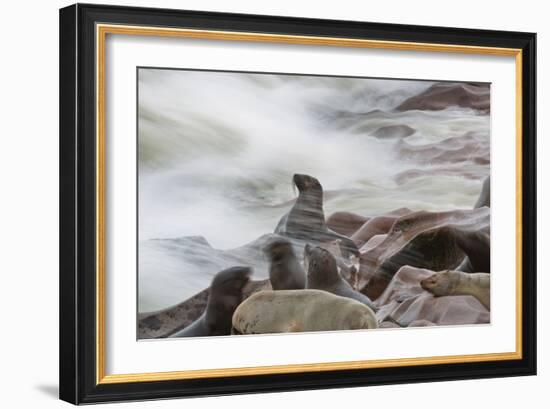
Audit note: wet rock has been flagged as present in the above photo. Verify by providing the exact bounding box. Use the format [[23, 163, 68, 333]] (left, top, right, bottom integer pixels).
[[409, 320, 436, 327], [372, 124, 416, 139], [395, 131, 489, 165], [351, 216, 398, 248], [379, 321, 400, 329], [396, 82, 490, 112], [138, 279, 271, 339], [360, 234, 387, 253], [326, 211, 370, 237], [139, 234, 277, 311]]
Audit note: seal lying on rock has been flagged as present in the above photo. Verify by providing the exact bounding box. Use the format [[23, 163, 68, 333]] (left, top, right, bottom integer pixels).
[[275, 174, 359, 257], [421, 270, 490, 310], [171, 266, 252, 337], [304, 244, 375, 310], [232, 289, 378, 334], [374, 266, 489, 326], [263, 237, 306, 290]]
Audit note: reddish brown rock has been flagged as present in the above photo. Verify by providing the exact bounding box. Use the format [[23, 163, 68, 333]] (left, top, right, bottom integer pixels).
[[361, 234, 387, 253], [396, 82, 490, 112], [351, 216, 398, 248], [138, 279, 271, 339], [326, 211, 370, 237], [379, 321, 400, 329], [409, 320, 436, 327], [359, 208, 490, 300], [372, 124, 416, 139], [395, 131, 489, 165]]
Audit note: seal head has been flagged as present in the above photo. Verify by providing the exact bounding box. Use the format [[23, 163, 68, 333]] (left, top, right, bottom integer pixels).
[[275, 173, 360, 257], [263, 237, 306, 290], [305, 244, 375, 310]]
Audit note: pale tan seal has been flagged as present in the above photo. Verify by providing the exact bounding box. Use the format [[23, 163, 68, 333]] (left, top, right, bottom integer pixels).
[[420, 270, 490, 310], [232, 289, 378, 334]]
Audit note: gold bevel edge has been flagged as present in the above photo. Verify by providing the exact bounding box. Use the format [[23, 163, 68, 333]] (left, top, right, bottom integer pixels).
[[95, 23, 524, 385], [97, 23, 521, 56], [99, 352, 521, 384]]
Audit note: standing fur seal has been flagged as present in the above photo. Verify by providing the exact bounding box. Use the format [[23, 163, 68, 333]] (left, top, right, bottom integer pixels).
[[263, 237, 306, 290], [171, 266, 252, 337], [275, 174, 359, 257], [420, 270, 490, 310], [232, 289, 378, 334], [304, 244, 376, 310]]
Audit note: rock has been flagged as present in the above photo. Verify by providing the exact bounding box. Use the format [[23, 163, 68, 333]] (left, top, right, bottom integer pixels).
[[326, 211, 370, 237], [394, 168, 485, 185], [372, 124, 416, 139], [395, 82, 490, 112], [379, 321, 400, 329], [360, 234, 387, 253], [359, 207, 490, 300], [409, 320, 436, 327], [395, 131, 489, 165], [139, 233, 277, 312], [374, 266, 433, 307], [351, 216, 398, 248], [138, 279, 271, 339]]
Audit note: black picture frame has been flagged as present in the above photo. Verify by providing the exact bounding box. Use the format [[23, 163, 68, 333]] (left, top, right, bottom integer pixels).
[[59, 3, 536, 405]]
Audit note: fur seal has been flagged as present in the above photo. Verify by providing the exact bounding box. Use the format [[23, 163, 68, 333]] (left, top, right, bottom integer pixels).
[[171, 266, 252, 337], [420, 270, 490, 310], [304, 244, 376, 310], [275, 174, 359, 257], [232, 289, 378, 334], [263, 237, 306, 290], [474, 176, 490, 208]]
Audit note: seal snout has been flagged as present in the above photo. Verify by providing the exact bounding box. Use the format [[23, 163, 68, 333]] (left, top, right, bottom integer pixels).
[[212, 266, 253, 292], [420, 277, 434, 291], [292, 173, 320, 191]]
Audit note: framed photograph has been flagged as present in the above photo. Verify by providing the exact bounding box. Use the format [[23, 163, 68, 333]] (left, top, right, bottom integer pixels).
[[59, 3, 536, 404]]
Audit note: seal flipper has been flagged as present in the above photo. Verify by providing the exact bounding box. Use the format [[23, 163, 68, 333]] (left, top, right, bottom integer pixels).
[[325, 230, 360, 258]]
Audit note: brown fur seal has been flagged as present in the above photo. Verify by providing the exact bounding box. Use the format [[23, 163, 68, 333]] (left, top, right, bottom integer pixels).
[[275, 174, 359, 257], [304, 244, 375, 310], [263, 237, 306, 290], [171, 266, 252, 337], [232, 289, 378, 334], [420, 270, 490, 310]]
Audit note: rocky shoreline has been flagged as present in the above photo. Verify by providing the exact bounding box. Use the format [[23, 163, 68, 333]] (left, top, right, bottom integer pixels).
[[138, 80, 491, 339]]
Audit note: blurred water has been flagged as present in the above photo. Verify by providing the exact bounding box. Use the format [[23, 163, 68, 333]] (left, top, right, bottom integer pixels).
[[138, 69, 490, 312]]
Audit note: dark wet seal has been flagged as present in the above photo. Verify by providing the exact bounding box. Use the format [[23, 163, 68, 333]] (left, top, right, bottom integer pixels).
[[305, 244, 376, 310], [263, 237, 306, 290], [275, 173, 359, 257], [170, 266, 252, 338]]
